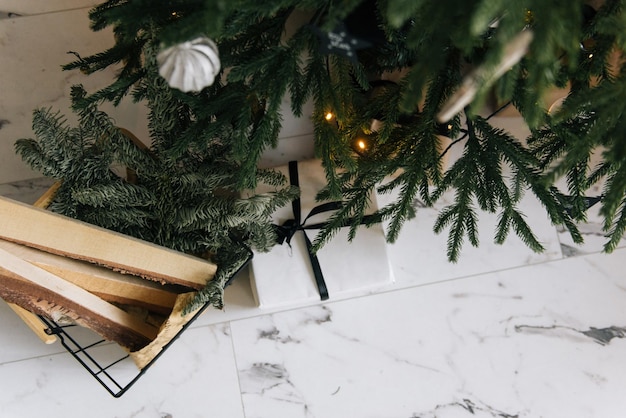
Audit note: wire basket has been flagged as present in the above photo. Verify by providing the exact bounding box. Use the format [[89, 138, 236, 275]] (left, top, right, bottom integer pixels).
[[36, 251, 252, 398]]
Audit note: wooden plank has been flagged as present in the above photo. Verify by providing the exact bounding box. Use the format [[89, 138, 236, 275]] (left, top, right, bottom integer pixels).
[[0, 239, 178, 314], [0, 248, 158, 351], [130, 292, 201, 368], [7, 303, 57, 344], [32, 181, 61, 209], [0, 196, 217, 289], [3, 183, 62, 344]]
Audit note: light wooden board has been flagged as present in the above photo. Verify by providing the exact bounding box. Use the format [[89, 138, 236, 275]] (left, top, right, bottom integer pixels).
[[0, 248, 159, 351], [130, 292, 201, 368], [4, 182, 62, 344], [7, 302, 57, 344], [0, 239, 178, 314], [0, 196, 217, 289]]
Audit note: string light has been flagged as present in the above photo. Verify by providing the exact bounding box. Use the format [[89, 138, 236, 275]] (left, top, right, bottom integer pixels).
[[524, 9, 534, 25], [325, 112, 334, 121], [436, 122, 454, 137], [351, 131, 372, 155]]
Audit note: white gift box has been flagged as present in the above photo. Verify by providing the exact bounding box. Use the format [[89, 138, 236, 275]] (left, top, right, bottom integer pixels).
[[249, 159, 394, 308]]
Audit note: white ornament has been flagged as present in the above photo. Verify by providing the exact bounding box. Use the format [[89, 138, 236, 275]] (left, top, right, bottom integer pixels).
[[157, 37, 221, 92]]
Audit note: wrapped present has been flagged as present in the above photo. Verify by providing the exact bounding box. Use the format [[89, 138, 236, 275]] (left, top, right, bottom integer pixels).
[[249, 159, 394, 308]]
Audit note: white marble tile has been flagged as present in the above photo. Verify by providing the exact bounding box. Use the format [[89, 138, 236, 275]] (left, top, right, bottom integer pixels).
[[377, 188, 563, 288], [555, 181, 626, 257], [230, 249, 626, 418], [0, 177, 56, 203], [0, 323, 245, 418], [0, 299, 67, 363]]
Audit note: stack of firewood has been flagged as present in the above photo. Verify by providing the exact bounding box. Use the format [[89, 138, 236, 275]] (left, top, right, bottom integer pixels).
[[0, 194, 217, 369]]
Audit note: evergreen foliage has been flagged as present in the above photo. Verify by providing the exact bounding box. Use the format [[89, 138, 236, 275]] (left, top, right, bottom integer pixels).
[[16, 80, 298, 312], [15, 0, 626, 310]]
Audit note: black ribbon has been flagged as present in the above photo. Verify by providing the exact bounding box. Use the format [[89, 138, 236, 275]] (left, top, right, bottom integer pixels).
[[274, 161, 347, 301], [274, 161, 379, 300], [563, 195, 602, 217]]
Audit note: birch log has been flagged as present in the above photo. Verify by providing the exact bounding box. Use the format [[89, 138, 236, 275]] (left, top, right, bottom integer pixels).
[[0, 248, 159, 351], [0, 239, 178, 314]]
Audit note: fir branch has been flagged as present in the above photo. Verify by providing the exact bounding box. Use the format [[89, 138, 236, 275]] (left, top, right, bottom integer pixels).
[[70, 182, 155, 208], [184, 243, 252, 313], [16, 0, 626, 309], [385, 0, 424, 28], [600, 163, 626, 227], [382, 172, 422, 243], [603, 196, 626, 253]]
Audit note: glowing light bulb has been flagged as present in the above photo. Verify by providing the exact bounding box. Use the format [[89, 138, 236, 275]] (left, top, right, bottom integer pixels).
[[588, 53, 594, 59], [325, 112, 334, 121], [357, 139, 367, 150], [447, 124, 453, 131]]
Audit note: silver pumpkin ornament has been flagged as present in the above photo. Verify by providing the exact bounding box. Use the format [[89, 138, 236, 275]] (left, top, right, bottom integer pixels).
[[157, 36, 221, 92]]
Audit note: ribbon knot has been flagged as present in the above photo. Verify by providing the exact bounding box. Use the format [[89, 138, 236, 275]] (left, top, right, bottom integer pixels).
[[275, 218, 300, 246]]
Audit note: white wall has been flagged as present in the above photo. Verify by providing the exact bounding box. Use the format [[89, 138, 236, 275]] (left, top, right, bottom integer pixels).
[[0, 1, 101, 15], [0, 6, 315, 184], [0, 7, 151, 183]]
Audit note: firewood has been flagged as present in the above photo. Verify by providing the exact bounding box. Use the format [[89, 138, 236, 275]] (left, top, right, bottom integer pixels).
[[0, 196, 217, 289], [0, 248, 159, 351], [0, 239, 178, 315], [3, 182, 63, 344], [130, 292, 202, 368], [6, 302, 57, 344]]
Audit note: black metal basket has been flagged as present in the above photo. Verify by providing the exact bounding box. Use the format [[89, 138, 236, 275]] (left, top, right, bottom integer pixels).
[[36, 250, 252, 398]]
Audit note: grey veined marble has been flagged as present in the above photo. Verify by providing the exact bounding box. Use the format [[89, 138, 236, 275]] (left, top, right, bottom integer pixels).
[[0, 177, 56, 204], [1, 168, 626, 417], [1, 8, 624, 416]]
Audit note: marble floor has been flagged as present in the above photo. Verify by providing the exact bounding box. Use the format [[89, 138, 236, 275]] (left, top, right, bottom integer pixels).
[[1, 177, 625, 418], [1, 4, 626, 418]]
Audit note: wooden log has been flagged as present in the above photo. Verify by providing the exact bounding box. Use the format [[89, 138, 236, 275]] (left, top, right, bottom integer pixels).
[[0, 248, 159, 351], [32, 181, 61, 209], [0, 196, 217, 289], [130, 292, 202, 369], [7, 302, 57, 344], [0, 239, 178, 315], [3, 184, 62, 344]]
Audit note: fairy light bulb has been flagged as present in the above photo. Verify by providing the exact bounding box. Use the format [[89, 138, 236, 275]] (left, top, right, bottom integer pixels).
[[525, 9, 534, 25], [352, 130, 373, 155], [325, 112, 334, 121]]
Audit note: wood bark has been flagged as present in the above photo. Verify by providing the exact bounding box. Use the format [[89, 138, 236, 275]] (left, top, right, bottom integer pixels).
[[0, 248, 159, 351], [0, 239, 178, 314]]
